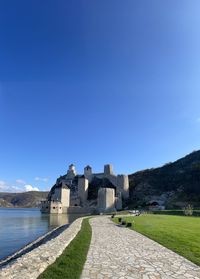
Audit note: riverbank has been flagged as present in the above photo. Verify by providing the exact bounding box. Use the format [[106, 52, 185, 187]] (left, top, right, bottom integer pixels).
[[0, 217, 83, 279], [0, 224, 69, 268]]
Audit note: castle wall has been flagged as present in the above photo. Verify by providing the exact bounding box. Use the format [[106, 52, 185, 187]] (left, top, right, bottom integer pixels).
[[115, 192, 122, 210], [51, 187, 61, 201], [50, 201, 63, 214], [66, 171, 76, 180], [88, 173, 118, 186], [40, 200, 50, 213], [70, 197, 81, 206], [85, 173, 104, 182], [93, 173, 104, 180], [63, 206, 95, 214], [105, 174, 118, 187], [41, 201, 63, 214]]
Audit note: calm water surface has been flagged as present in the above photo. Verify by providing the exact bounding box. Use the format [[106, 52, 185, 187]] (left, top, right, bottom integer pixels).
[[0, 208, 82, 261]]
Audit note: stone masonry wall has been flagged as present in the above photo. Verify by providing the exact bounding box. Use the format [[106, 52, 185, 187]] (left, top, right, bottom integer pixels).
[[0, 218, 83, 279]]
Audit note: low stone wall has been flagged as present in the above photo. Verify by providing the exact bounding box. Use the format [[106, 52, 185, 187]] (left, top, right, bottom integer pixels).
[[0, 217, 83, 279], [0, 224, 69, 268], [64, 206, 95, 214]]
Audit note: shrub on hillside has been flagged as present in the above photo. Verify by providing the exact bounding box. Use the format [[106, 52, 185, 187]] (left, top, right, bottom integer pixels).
[[183, 204, 193, 216]]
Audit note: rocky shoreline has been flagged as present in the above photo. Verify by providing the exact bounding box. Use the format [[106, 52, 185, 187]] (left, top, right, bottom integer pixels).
[[0, 224, 69, 269], [0, 217, 83, 279]]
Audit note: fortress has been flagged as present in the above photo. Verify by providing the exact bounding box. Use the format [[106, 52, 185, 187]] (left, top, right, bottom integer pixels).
[[41, 164, 129, 214]]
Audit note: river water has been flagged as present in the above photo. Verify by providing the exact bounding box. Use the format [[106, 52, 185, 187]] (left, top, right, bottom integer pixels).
[[0, 208, 82, 261]]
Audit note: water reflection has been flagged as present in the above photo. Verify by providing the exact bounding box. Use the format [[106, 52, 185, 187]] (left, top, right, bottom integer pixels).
[[49, 213, 84, 227], [0, 208, 85, 261]]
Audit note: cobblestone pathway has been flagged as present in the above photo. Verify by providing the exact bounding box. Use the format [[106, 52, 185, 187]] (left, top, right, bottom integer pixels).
[[81, 217, 200, 279]]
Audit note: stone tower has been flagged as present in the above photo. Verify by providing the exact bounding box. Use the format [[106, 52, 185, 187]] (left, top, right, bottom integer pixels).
[[67, 164, 76, 180], [60, 183, 70, 207], [104, 164, 113, 175], [51, 182, 70, 207], [117, 175, 129, 199], [69, 164, 76, 174], [78, 176, 89, 205], [84, 165, 92, 179], [97, 188, 115, 212]]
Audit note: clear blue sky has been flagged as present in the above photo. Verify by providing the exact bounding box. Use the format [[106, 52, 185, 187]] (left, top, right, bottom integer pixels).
[[0, 0, 200, 192]]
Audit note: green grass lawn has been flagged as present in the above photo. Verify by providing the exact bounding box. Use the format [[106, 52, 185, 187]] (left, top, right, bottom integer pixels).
[[38, 218, 92, 279], [113, 214, 200, 266], [152, 209, 200, 217]]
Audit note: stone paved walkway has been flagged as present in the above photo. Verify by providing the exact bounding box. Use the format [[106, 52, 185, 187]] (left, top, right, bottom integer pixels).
[[81, 217, 200, 279]]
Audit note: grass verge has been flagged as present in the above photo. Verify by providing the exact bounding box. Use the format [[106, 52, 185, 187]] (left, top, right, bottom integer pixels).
[[38, 218, 92, 279], [113, 214, 200, 266]]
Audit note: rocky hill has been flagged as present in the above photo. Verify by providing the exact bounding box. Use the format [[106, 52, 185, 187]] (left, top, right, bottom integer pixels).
[[129, 150, 200, 209], [0, 191, 48, 208]]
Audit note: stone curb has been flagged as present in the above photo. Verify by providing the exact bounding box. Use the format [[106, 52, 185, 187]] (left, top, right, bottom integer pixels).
[[0, 224, 67, 268], [0, 217, 84, 279]]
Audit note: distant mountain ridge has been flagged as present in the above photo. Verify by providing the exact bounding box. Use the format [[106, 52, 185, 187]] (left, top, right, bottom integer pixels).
[[0, 191, 48, 208], [129, 150, 200, 208]]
